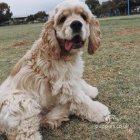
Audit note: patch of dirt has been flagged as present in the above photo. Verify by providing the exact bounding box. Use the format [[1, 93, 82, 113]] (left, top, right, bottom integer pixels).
[[13, 41, 31, 48], [99, 71, 114, 79], [115, 27, 140, 36], [111, 41, 140, 48], [122, 42, 136, 48]]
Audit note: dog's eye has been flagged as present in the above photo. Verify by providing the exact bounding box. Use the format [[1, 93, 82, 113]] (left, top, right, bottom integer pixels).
[[59, 16, 67, 24], [81, 13, 87, 21]]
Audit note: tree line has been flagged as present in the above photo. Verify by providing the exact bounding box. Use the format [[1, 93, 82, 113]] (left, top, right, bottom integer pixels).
[[86, 0, 140, 17], [27, 11, 48, 22], [0, 2, 12, 23], [0, 2, 48, 24], [0, 1, 140, 24]]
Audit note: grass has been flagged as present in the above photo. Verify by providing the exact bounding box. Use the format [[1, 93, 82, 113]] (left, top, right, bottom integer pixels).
[[0, 15, 140, 140]]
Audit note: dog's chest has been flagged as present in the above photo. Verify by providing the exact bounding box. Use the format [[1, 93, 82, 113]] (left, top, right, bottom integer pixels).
[[49, 56, 84, 79]]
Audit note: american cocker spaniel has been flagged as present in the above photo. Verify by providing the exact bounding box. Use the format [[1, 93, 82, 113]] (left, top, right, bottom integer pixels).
[[0, 0, 110, 139]]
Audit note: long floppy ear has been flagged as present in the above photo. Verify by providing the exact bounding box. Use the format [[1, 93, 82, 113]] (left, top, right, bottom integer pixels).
[[88, 16, 101, 55], [42, 18, 60, 59]]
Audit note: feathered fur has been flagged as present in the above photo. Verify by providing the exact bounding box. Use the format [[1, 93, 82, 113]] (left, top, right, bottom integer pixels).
[[0, 0, 110, 139]]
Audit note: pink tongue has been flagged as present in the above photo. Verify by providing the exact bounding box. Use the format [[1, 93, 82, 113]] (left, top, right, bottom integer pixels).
[[65, 41, 73, 51]]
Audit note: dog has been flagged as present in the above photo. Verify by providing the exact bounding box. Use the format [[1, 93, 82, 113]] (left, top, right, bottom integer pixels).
[[0, 0, 110, 139]]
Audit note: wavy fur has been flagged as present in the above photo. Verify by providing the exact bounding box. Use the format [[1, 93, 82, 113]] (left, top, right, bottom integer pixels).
[[0, 1, 110, 139]]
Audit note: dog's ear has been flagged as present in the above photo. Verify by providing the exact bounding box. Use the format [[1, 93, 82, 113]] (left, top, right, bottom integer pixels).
[[88, 16, 101, 55], [42, 18, 60, 59]]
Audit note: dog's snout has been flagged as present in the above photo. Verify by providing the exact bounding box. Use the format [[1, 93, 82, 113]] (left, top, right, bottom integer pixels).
[[70, 20, 82, 32]]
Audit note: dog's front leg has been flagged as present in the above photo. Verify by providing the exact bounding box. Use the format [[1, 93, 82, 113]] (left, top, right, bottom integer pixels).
[[70, 90, 110, 123], [81, 79, 98, 99]]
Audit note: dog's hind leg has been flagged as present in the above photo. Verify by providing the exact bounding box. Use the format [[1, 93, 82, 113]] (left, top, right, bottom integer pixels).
[[0, 90, 42, 140], [41, 104, 70, 129]]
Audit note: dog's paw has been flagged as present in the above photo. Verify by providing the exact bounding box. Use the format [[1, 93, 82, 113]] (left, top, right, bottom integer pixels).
[[86, 86, 99, 99], [90, 87, 99, 99], [90, 101, 110, 123], [41, 116, 69, 129]]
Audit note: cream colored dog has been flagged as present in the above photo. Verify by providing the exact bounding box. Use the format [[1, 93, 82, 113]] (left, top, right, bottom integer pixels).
[[0, 0, 110, 139]]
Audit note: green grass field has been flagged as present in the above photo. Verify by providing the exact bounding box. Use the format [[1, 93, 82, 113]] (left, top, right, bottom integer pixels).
[[0, 15, 140, 140]]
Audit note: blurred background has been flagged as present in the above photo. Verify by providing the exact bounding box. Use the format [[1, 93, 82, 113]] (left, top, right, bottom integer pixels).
[[0, 0, 140, 26]]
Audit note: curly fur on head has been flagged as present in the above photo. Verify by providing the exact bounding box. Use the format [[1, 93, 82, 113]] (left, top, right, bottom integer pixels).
[[88, 17, 101, 54], [42, 19, 61, 59], [42, 0, 101, 59]]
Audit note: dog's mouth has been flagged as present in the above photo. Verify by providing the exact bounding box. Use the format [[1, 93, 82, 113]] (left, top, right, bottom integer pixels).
[[64, 35, 84, 51]]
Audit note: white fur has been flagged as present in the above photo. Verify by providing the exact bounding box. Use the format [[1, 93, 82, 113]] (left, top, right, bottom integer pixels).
[[0, 0, 110, 139]]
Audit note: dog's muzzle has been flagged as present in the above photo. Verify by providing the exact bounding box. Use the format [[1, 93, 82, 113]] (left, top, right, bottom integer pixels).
[[65, 35, 84, 51]]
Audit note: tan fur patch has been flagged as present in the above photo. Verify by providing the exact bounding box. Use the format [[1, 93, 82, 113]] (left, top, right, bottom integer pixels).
[[75, 6, 89, 21], [0, 101, 6, 111], [19, 101, 25, 112], [88, 17, 101, 54], [75, 6, 83, 14], [10, 58, 26, 76], [42, 20, 61, 59]]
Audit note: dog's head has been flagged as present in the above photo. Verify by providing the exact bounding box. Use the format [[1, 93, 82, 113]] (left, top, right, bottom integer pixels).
[[42, 0, 101, 59]]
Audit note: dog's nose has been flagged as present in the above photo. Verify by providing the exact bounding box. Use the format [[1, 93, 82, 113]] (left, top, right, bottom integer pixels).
[[70, 20, 82, 32]]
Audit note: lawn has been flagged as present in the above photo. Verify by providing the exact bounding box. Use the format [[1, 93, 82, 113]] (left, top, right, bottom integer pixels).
[[0, 15, 140, 140]]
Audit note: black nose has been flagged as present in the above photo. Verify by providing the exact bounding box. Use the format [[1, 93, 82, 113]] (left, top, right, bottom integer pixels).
[[70, 20, 82, 32]]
